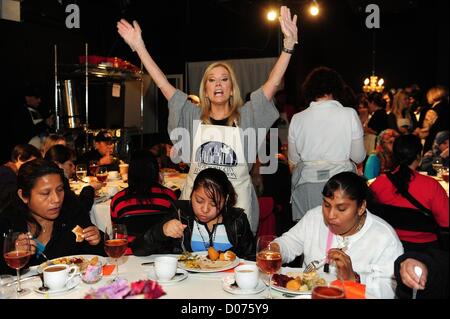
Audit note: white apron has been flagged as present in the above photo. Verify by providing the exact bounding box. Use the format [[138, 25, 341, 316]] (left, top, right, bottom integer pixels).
[[180, 124, 256, 231]]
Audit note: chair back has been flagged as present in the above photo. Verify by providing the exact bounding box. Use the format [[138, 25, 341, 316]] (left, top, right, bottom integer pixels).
[[116, 210, 172, 238], [257, 197, 277, 237]]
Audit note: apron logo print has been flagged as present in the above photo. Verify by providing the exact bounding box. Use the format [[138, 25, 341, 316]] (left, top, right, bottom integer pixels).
[[195, 142, 238, 167]]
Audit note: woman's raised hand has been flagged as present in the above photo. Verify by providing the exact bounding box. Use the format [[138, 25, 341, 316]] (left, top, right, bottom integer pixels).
[[279, 6, 298, 50], [117, 19, 145, 52]]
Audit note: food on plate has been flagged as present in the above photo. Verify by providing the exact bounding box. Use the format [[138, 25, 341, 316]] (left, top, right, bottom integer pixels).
[[219, 250, 236, 261], [89, 256, 99, 266], [272, 271, 327, 292], [208, 247, 220, 261], [178, 251, 236, 270], [40, 255, 101, 273], [72, 225, 84, 242], [286, 278, 302, 291]]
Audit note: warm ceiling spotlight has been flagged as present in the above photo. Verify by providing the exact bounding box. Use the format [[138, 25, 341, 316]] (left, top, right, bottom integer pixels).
[[309, 1, 320, 16], [267, 10, 278, 22]]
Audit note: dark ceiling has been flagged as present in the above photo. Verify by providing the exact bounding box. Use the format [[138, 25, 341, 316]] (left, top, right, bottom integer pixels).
[[1, 0, 448, 101]]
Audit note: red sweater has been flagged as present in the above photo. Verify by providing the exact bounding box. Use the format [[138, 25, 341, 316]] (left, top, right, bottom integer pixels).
[[110, 184, 177, 249], [370, 171, 449, 243]]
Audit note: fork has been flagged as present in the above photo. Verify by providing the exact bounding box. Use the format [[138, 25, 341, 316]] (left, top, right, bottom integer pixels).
[[304, 259, 326, 273], [177, 209, 187, 253]]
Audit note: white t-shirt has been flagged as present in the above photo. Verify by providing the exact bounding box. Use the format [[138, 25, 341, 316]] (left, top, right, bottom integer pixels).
[[288, 100, 364, 165], [275, 206, 404, 299]]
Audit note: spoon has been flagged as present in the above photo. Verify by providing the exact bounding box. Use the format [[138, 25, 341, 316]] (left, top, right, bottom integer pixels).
[[412, 266, 423, 299], [38, 273, 49, 292]]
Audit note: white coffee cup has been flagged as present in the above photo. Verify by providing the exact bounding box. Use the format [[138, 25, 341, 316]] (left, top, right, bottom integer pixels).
[[154, 256, 178, 281], [234, 264, 259, 290], [108, 171, 119, 180], [43, 264, 79, 290]]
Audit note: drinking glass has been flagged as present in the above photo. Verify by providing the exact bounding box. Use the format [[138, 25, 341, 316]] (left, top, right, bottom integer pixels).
[[441, 167, 449, 183], [75, 164, 87, 181], [96, 166, 108, 183], [104, 224, 127, 282], [2, 232, 32, 296], [89, 160, 99, 176], [256, 235, 281, 299], [311, 284, 345, 299], [432, 157, 443, 177]]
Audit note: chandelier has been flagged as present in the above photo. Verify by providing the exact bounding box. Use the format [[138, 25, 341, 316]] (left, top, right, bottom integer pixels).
[[363, 75, 384, 93], [363, 31, 385, 93]]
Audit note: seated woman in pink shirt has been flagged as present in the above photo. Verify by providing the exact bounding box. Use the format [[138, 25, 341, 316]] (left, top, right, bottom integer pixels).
[[370, 134, 448, 251]]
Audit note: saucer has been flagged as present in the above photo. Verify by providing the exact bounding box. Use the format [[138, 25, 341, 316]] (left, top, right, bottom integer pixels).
[[222, 275, 266, 295], [34, 276, 81, 295], [147, 268, 188, 285]]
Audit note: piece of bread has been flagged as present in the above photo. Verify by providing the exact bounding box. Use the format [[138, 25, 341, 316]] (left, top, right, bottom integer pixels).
[[208, 247, 219, 261], [72, 225, 84, 242]]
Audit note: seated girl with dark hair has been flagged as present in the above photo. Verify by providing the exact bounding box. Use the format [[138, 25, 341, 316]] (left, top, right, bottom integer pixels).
[[275, 171, 403, 298], [110, 150, 177, 245], [131, 168, 255, 260], [0, 159, 104, 274]]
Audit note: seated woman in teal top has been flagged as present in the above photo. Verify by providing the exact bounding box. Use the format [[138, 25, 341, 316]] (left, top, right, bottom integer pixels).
[[364, 129, 399, 179]]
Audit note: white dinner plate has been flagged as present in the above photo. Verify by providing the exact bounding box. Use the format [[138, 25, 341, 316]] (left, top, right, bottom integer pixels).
[[178, 252, 240, 273], [147, 268, 188, 285], [222, 275, 266, 295], [33, 275, 81, 295]]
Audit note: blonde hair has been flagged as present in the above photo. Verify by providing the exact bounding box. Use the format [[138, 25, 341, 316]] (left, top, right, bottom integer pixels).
[[42, 134, 66, 156], [391, 90, 409, 119], [426, 85, 448, 105], [198, 62, 244, 126]]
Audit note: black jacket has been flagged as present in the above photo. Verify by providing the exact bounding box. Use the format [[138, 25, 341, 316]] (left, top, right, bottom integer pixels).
[[131, 200, 256, 260], [0, 194, 106, 275]]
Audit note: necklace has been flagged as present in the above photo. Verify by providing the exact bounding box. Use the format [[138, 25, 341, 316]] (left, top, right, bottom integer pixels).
[[195, 218, 219, 250], [336, 214, 366, 249]]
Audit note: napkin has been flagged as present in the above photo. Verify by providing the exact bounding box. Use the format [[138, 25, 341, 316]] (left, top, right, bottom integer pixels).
[[330, 280, 366, 299], [103, 264, 116, 276]]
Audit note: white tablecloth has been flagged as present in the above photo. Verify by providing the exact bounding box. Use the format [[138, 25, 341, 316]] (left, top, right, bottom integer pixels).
[[15, 255, 336, 299]]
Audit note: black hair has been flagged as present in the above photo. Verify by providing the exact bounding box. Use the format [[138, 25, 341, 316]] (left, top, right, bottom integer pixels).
[[391, 134, 423, 194], [126, 150, 160, 200], [11, 144, 42, 162], [367, 92, 387, 110], [44, 145, 75, 165], [17, 159, 65, 237], [191, 168, 237, 214], [302, 66, 346, 105], [322, 172, 371, 208]]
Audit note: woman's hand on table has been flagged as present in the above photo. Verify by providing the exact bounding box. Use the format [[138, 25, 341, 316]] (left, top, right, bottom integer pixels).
[[163, 219, 187, 239]]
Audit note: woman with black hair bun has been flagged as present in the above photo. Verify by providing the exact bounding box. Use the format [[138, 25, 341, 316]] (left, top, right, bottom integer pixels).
[[275, 171, 403, 299]]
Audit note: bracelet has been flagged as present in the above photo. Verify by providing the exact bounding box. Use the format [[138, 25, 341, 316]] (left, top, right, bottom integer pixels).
[[282, 47, 295, 54]]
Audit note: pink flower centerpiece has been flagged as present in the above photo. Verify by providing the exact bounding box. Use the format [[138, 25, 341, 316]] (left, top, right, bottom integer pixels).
[[84, 278, 166, 299]]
